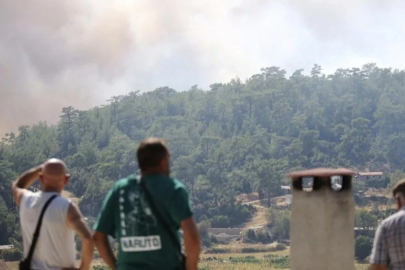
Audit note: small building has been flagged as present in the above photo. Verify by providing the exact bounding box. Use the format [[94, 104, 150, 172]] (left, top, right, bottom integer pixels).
[[355, 172, 383, 181], [0, 245, 14, 250], [281, 185, 291, 194], [281, 186, 292, 207], [354, 227, 376, 238]]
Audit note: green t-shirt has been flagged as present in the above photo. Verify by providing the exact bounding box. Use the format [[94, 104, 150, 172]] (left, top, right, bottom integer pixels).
[[93, 174, 193, 270]]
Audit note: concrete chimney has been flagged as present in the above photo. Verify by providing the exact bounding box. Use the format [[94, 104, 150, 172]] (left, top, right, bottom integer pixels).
[[287, 168, 356, 270]]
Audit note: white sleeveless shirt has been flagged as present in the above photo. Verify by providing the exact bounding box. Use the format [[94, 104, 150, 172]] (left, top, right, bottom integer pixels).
[[20, 191, 76, 270]]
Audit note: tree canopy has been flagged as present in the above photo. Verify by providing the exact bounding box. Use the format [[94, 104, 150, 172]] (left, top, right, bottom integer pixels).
[[1, 63, 404, 247]]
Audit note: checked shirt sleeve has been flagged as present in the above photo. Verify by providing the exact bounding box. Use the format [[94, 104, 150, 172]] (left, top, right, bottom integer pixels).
[[370, 223, 389, 265]]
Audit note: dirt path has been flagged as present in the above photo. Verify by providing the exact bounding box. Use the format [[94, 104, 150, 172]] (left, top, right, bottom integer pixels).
[[241, 198, 267, 230], [241, 196, 287, 231], [242, 199, 266, 205], [244, 204, 268, 230], [0, 261, 8, 270]]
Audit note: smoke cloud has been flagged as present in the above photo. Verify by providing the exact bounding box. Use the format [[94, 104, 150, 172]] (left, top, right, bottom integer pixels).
[[1, 0, 405, 134]]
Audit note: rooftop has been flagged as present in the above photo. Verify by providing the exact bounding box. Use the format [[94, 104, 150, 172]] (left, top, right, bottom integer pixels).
[[0, 245, 14, 250], [357, 172, 383, 176], [287, 168, 356, 179]]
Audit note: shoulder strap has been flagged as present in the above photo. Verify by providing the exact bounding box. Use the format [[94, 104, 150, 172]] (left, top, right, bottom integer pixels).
[[25, 195, 58, 262], [139, 179, 182, 254]]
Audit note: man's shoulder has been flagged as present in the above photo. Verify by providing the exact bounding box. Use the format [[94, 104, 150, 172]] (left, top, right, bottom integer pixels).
[[160, 176, 187, 192], [48, 193, 72, 208], [380, 210, 405, 228], [172, 177, 187, 191], [20, 190, 38, 206], [25, 191, 63, 202], [112, 174, 138, 190], [24, 189, 42, 197], [22, 192, 71, 212]]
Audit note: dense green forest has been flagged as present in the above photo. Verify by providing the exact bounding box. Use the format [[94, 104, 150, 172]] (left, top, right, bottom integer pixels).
[[1, 63, 405, 250]]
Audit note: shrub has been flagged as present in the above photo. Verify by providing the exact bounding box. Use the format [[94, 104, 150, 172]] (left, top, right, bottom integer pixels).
[[241, 247, 268, 253], [267, 207, 290, 240], [200, 257, 219, 262], [355, 210, 378, 229], [242, 229, 256, 243], [354, 194, 366, 206], [355, 235, 373, 261], [256, 229, 272, 243], [198, 220, 214, 247], [264, 254, 290, 268], [204, 243, 287, 254], [240, 244, 286, 253], [229, 256, 261, 264], [275, 243, 287, 251], [273, 256, 290, 268], [366, 176, 389, 189], [2, 248, 23, 261], [204, 247, 231, 254], [210, 216, 230, 228]]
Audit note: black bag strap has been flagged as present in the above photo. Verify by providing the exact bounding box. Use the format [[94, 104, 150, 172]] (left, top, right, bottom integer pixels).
[[138, 178, 182, 254], [25, 195, 58, 262]]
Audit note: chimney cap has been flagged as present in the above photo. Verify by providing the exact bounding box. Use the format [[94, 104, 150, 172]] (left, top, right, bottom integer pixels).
[[287, 168, 356, 179]]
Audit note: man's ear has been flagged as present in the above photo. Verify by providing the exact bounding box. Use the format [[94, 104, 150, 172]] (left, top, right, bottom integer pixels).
[[396, 198, 402, 210], [158, 159, 166, 170], [162, 156, 170, 168], [39, 175, 45, 185], [65, 173, 71, 185]]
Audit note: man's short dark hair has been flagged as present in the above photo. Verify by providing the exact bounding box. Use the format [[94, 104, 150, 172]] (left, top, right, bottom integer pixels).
[[393, 178, 405, 197], [136, 138, 169, 172]]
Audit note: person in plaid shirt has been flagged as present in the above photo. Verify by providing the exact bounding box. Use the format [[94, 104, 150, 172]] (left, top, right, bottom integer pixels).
[[370, 179, 405, 270]]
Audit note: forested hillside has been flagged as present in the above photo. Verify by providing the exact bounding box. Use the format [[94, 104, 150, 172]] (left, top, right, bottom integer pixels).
[[1, 63, 405, 248]]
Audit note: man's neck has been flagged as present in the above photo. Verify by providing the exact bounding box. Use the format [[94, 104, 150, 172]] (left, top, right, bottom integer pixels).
[[141, 171, 165, 176], [42, 186, 62, 193]]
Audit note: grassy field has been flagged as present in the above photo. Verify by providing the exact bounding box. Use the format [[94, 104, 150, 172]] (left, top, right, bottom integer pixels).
[[3, 192, 371, 270], [4, 249, 370, 270], [4, 258, 107, 270], [199, 247, 370, 270], [200, 249, 288, 270]]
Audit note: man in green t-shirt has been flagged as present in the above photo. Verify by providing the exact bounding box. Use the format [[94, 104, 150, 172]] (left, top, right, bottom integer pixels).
[[93, 138, 201, 270]]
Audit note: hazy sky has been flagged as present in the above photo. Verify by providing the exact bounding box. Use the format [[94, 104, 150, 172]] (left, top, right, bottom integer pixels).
[[1, 0, 405, 134]]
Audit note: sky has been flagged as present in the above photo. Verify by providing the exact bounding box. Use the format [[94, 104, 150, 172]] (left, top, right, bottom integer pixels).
[[1, 0, 405, 134]]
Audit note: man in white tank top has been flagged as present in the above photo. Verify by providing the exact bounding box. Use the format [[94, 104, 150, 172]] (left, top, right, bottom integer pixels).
[[12, 159, 94, 270]]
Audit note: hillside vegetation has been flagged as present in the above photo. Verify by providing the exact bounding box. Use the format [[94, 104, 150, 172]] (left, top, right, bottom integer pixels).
[[1, 63, 405, 252]]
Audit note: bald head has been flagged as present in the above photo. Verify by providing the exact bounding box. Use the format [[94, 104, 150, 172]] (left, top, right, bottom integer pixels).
[[39, 158, 69, 192], [43, 158, 67, 177]]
